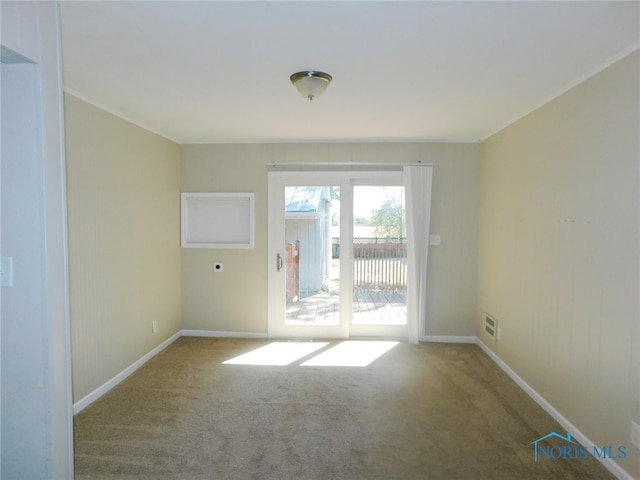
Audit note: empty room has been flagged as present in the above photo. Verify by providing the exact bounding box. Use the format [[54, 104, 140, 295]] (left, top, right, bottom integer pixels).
[[1, 1, 639, 479]]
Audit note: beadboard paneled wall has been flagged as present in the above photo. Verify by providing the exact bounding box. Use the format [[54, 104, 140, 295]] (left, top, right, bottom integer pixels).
[[65, 94, 182, 402], [180, 142, 480, 337], [478, 50, 639, 478]]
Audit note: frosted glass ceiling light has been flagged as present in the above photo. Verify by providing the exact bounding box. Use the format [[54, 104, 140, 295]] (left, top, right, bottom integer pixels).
[[290, 71, 332, 101]]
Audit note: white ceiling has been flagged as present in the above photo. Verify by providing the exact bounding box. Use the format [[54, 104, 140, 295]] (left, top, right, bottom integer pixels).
[[59, 1, 639, 144]]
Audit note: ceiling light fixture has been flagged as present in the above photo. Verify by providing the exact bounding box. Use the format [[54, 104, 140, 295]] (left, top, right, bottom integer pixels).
[[290, 71, 332, 101]]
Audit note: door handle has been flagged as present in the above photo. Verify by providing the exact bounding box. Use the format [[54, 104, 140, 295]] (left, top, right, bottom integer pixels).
[[277, 253, 283, 272]]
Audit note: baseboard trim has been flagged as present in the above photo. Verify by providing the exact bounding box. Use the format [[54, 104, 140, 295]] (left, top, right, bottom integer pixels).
[[181, 329, 268, 339], [72, 330, 269, 415], [422, 335, 476, 343], [476, 338, 633, 480], [72, 331, 181, 415], [71, 330, 630, 479]]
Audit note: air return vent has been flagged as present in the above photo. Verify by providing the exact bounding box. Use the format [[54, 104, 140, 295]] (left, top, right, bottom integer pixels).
[[484, 314, 498, 340]]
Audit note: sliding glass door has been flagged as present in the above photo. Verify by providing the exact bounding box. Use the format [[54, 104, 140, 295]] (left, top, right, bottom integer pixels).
[[351, 185, 407, 324], [268, 172, 408, 339]]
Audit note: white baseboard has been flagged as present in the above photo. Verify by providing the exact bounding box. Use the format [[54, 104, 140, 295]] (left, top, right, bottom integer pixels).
[[69, 331, 476, 416], [72, 330, 630, 479], [476, 338, 633, 480], [181, 329, 268, 339], [422, 335, 477, 343], [73, 330, 269, 415], [72, 331, 181, 415]]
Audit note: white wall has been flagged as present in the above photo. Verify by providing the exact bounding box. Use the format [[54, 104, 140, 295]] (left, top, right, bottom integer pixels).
[[1, 2, 73, 477], [181, 143, 480, 337], [478, 50, 639, 478]]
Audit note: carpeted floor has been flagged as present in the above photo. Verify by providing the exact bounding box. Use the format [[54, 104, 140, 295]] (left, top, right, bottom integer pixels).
[[74, 337, 615, 479]]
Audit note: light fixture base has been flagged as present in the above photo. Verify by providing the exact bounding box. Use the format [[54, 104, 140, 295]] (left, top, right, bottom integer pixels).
[[290, 71, 333, 101]]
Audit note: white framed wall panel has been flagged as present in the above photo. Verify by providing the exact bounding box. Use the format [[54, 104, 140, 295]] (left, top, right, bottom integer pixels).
[[181, 192, 255, 248]]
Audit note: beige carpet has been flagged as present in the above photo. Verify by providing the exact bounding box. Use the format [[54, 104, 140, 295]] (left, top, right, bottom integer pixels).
[[74, 337, 615, 479]]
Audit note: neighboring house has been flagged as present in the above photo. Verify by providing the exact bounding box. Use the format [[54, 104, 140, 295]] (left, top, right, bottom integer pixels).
[[285, 186, 332, 298]]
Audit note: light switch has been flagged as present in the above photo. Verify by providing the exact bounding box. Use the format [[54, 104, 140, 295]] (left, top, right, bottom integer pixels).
[[1, 257, 14, 287], [429, 234, 441, 246]]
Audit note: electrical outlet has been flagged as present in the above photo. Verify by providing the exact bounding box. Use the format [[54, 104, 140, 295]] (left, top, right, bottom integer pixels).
[[213, 262, 224, 272], [631, 420, 640, 449], [152, 320, 158, 334]]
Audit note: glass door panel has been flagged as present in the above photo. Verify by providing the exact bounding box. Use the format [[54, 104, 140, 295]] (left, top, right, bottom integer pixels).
[[352, 186, 407, 326], [269, 173, 348, 339], [284, 186, 340, 326]]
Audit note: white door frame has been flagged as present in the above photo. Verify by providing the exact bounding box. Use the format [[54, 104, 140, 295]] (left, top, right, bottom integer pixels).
[[268, 171, 407, 339], [268, 172, 350, 338], [1, 3, 74, 477]]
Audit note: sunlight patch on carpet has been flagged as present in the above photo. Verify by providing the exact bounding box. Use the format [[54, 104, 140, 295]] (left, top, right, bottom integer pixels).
[[222, 342, 328, 366], [301, 341, 398, 367]]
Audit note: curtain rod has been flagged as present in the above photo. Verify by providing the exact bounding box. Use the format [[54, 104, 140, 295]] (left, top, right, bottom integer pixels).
[[265, 162, 432, 167]]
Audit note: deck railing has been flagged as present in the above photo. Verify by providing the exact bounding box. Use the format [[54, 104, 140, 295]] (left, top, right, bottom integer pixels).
[[353, 242, 406, 293], [334, 238, 407, 294]]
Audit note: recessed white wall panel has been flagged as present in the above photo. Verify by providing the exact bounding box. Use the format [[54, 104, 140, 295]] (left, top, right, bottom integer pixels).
[[181, 193, 255, 248]]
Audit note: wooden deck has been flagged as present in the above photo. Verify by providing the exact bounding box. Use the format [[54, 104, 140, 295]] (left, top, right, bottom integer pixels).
[[352, 292, 406, 325], [286, 291, 406, 326]]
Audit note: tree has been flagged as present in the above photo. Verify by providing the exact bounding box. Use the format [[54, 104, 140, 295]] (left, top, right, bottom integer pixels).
[[371, 197, 405, 239]]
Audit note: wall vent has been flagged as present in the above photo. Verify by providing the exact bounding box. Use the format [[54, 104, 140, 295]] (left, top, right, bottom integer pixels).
[[484, 314, 497, 340]]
